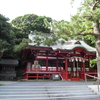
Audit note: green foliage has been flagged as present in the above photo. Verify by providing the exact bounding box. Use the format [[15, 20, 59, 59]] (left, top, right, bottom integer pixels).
[[90, 59, 97, 68], [11, 14, 52, 33], [0, 14, 15, 59], [44, 19, 71, 39], [0, 84, 4, 86], [84, 35, 95, 47], [14, 38, 30, 52], [33, 36, 42, 46], [44, 0, 98, 69], [74, 35, 95, 47], [69, 1, 100, 73], [10, 14, 53, 53], [0, 14, 11, 41], [11, 27, 28, 45], [11, 14, 38, 33], [60, 34, 69, 41], [32, 16, 52, 33], [43, 36, 57, 46], [45, 0, 99, 44], [32, 31, 58, 46], [0, 40, 8, 52], [10, 14, 53, 54]]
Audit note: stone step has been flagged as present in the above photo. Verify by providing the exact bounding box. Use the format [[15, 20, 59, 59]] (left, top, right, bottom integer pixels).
[[0, 85, 87, 89], [2, 85, 87, 86], [0, 89, 92, 92], [0, 81, 99, 100], [0, 85, 90, 88], [0, 87, 89, 89], [0, 94, 99, 100], [0, 91, 96, 95], [0, 87, 90, 90], [0, 90, 93, 94]]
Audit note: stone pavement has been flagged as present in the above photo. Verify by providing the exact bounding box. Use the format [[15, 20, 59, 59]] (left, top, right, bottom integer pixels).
[[0, 80, 100, 100], [0, 81, 17, 85], [88, 84, 100, 96]]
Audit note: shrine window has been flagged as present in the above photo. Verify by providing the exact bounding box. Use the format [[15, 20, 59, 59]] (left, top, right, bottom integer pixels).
[[38, 60, 46, 66], [58, 60, 64, 67], [78, 62, 81, 68], [48, 60, 56, 67], [58, 60, 65, 70], [68, 62, 73, 67], [85, 61, 89, 68]]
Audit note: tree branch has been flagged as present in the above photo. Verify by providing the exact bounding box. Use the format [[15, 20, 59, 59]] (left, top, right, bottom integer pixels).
[[78, 32, 98, 36], [92, 1, 100, 10], [83, 16, 92, 18]]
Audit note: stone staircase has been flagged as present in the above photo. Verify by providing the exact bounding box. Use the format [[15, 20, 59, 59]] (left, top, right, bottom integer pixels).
[[0, 81, 99, 100]]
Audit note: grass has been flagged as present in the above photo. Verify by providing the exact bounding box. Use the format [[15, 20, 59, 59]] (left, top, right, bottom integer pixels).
[[0, 84, 4, 86]]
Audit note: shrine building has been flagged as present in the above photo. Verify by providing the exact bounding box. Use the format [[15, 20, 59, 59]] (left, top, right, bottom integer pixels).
[[21, 33, 97, 81]]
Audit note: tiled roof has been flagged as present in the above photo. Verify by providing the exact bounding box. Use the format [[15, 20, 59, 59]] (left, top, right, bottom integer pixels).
[[53, 39, 96, 53], [28, 33, 96, 53], [0, 59, 18, 66]]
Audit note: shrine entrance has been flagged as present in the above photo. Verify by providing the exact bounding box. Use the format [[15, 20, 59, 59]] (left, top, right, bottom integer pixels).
[[70, 62, 79, 78], [68, 57, 85, 81]]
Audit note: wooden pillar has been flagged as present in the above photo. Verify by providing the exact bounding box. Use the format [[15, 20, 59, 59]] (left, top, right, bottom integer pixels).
[[36, 73, 38, 79], [26, 67, 28, 71], [56, 57, 58, 72], [88, 59, 90, 71], [27, 62, 31, 71], [25, 73, 28, 79], [46, 56, 48, 71], [65, 57, 68, 80], [76, 61, 79, 77], [82, 61, 85, 80], [80, 62, 82, 79]]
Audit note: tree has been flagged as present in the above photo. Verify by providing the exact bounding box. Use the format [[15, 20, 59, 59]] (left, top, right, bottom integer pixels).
[[48, 0, 100, 77], [71, 0, 100, 77], [0, 40, 8, 59], [11, 14, 53, 53], [33, 16, 52, 33], [11, 14, 38, 34], [0, 14, 15, 59], [11, 14, 52, 34], [14, 38, 30, 52]]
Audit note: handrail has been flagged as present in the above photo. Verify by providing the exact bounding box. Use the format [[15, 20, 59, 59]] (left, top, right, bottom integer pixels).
[[85, 74, 99, 79], [85, 73, 100, 92], [59, 73, 63, 81]]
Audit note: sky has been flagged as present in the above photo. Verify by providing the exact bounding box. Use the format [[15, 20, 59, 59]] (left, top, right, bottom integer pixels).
[[0, 0, 80, 22]]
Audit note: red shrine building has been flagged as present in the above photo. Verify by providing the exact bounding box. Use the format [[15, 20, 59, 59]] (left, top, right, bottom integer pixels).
[[21, 34, 97, 81]]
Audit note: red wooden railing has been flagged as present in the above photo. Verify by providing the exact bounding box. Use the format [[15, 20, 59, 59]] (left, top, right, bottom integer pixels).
[[23, 66, 63, 72]]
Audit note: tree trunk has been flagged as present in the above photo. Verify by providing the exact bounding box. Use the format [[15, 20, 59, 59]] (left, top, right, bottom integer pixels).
[[94, 20, 100, 77], [0, 51, 3, 59], [95, 36, 100, 77]]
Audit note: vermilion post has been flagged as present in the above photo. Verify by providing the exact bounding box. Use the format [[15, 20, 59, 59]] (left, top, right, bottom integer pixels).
[[26, 73, 28, 79], [82, 62, 86, 80], [65, 57, 68, 80], [46, 56, 48, 71], [56, 57, 58, 72]]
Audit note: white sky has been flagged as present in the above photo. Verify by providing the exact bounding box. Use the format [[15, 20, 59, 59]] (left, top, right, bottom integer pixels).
[[0, 0, 80, 22]]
